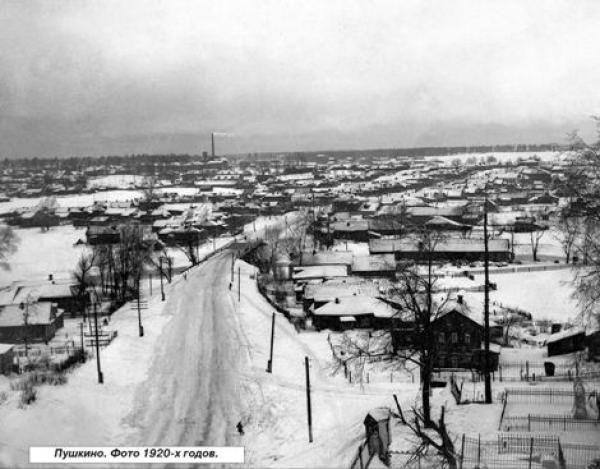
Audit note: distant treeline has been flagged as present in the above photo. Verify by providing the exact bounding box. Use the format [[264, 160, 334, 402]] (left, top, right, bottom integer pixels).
[[1, 143, 564, 169]]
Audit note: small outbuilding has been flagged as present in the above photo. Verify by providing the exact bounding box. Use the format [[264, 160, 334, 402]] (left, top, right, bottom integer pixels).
[[546, 327, 586, 357], [364, 407, 392, 464], [0, 343, 14, 375]]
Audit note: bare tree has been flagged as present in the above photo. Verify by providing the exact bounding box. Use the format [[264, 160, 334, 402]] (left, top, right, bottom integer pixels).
[[554, 214, 581, 264], [172, 228, 203, 266], [529, 224, 547, 262], [572, 218, 600, 326], [253, 213, 308, 272], [0, 224, 18, 270], [147, 245, 173, 283], [91, 224, 147, 305], [389, 229, 450, 426], [561, 118, 600, 331], [405, 406, 458, 469], [335, 331, 389, 386], [72, 252, 97, 319], [498, 309, 523, 346], [566, 129, 587, 151], [141, 176, 159, 210]]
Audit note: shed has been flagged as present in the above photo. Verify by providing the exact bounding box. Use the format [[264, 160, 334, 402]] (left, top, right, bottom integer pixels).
[[546, 327, 586, 356], [364, 407, 391, 463], [0, 343, 14, 375]]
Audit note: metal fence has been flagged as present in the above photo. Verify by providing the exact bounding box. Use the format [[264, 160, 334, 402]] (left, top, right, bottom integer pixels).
[[459, 433, 600, 469], [433, 366, 600, 383], [501, 414, 600, 433], [504, 387, 579, 404]]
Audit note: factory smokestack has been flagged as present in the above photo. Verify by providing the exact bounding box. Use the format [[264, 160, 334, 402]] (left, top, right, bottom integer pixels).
[[211, 132, 215, 158]]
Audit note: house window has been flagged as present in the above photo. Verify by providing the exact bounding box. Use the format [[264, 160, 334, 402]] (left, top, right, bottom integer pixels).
[[451, 355, 459, 368], [464, 333, 471, 345], [451, 332, 458, 344], [438, 332, 445, 344]]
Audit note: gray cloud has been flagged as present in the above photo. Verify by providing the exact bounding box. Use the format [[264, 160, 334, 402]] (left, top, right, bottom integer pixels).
[[1, 0, 599, 157]]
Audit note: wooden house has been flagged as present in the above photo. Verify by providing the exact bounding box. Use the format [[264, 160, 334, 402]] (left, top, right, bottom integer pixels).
[[0, 302, 64, 344], [310, 295, 396, 331]]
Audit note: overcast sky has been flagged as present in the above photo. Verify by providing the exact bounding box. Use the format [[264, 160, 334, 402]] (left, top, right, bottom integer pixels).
[[1, 0, 599, 158]]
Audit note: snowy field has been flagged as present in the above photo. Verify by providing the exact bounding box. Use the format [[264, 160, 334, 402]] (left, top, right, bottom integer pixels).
[[0, 188, 203, 215], [0, 226, 90, 285], [500, 229, 567, 261], [424, 150, 564, 166], [482, 269, 580, 323], [87, 174, 146, 189]]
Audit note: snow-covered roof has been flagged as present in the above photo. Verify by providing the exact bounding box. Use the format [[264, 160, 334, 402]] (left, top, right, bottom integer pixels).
[[424, 215, 469, 228], [369, 237, 510, 254], [351, 254, 396, 272], [300, 251, 353, 266], [546, 326, 585, 343], [313, 295, 396, 318], [0, 302, 61, 327], [0, 343, 14, 354], [292, 265, 348, 280], [304, 280, 382, 302]]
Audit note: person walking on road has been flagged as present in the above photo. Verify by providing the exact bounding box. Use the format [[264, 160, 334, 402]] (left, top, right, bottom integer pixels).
[[236, 421, 244, 435]]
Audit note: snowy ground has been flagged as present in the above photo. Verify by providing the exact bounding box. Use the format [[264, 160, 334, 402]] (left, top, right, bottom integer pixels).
[[0, 273, 175, 467], [87, 175, 147, 190], [0, 212, 418, 469], [499, 229, 566, 262], [231, 259, 416, 467], [0, 187, 203, 215], [424, 150, 562, 166], [0, 225, 233, 286], [484, 269, 580, 323], [0, 226, 90, 285]]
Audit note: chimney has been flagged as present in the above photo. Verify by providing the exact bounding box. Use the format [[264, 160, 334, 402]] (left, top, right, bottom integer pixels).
[[48, 273, 53, 281], [211, 132, 215, 158], [335, 297, 340, 304]]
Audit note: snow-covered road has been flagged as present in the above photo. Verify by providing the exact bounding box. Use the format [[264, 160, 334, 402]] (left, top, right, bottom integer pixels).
[[0, 212, 414, 468], [125, 251, 409, 467], [128, 251, 246, 448]]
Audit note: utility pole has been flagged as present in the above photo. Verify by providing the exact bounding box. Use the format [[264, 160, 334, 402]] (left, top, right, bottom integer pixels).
[[23, 301, 29, 360], [310, 188, 316, 254], [159, 257, 165, 301], [510, 231, 515, 261], [93, 297, 103, 384], [136, 275, 144, 337], [231, 252, 235, 282], [238, 265, 241, 302], [79, 322, 85, 363], [148, 272, 152, 296], [305, 356, 313, 443], [266, 313, 276, 373], [483, 191, 492, 404]]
